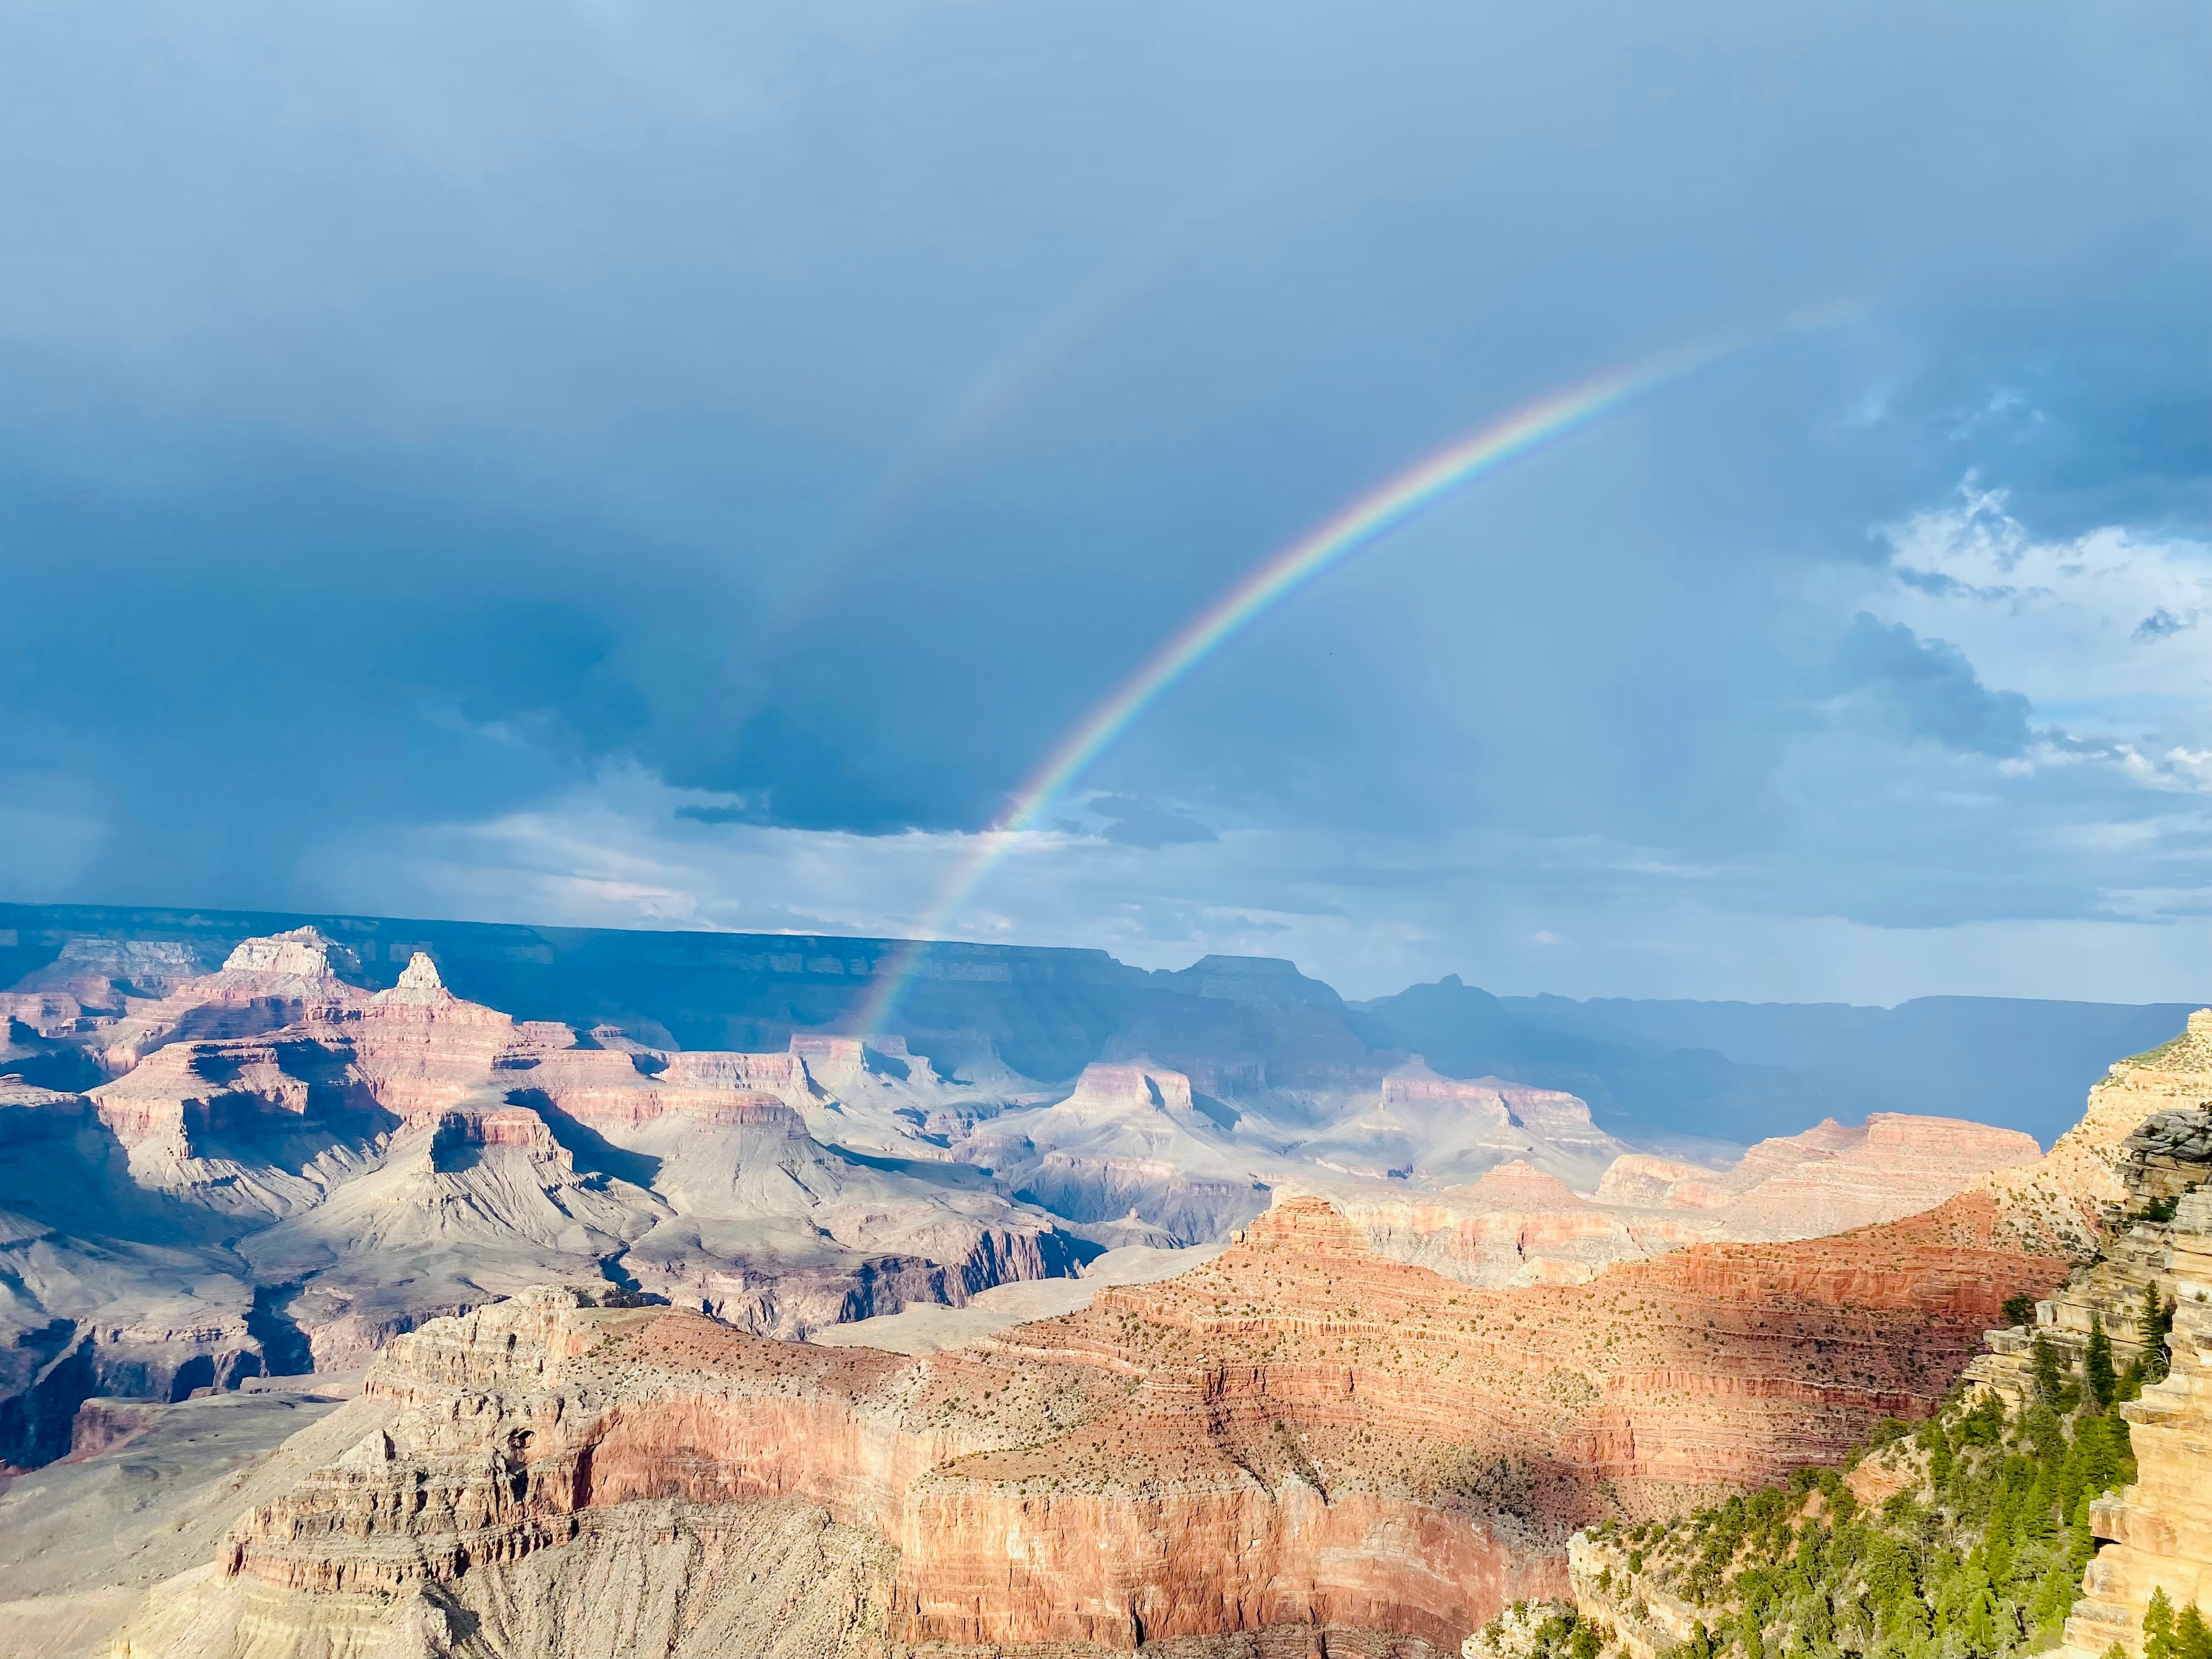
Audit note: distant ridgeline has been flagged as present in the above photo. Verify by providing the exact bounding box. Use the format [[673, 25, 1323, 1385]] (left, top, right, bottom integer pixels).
[[2, 902, 2198, 1139], [0, 900, 1287, 1085], [1370, 979, 2205, 1147]]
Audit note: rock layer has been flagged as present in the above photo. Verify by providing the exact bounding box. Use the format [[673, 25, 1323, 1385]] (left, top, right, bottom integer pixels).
[[0, 927, 2092, 1497], [104, 1180, 2073, 1657], [1, 941, 1096, 1464], [2059, 1188, 2212, 1656]]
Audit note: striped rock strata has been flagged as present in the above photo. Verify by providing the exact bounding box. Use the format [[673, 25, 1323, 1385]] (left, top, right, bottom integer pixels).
[[111, 1191, 2069, 1657]]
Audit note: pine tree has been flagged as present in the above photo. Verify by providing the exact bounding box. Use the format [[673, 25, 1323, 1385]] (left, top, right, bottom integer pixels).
[[2033, 1335, 2068, 1407], [2177, 1602, 2212, 1659], [2087, 1315, 2119, 1410], [2142, 1586, 2173, 1659], [1615, 1356, 2149, 1659], [2140, 1282, 2175, 1384]]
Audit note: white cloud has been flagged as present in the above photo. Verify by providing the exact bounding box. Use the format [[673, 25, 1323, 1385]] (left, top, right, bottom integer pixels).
[[1874, 484, 2212, 710]]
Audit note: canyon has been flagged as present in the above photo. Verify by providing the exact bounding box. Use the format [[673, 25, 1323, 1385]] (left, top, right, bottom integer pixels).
[[7, 902, 2190, 1144], [105, 1188, 2069, 1658], [1, 912, 2193, 1658], [1554, 1008, 2212, 1659], [1, 926, 2047, 1463]]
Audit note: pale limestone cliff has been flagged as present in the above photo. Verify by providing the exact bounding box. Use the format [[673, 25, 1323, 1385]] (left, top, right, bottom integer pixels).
[[2065, 1185, 2212, 1657]]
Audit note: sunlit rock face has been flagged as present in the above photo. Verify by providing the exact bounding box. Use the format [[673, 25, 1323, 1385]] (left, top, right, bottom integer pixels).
[[2065, 1188, 2212, 1658], [1, 933, 1099, 1449], [1317, 1109, 2042, 1291], [0, 924, 2075, 1499], [99, 1181, 2076, 1659], [1990, 1012, 2212, 1659], [43, 1001, 2211, 1659]]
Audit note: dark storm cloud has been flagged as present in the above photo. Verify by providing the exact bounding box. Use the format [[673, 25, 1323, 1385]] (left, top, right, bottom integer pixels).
[[1830, 615, 2035, 757], [0, 0, 2206, 983]]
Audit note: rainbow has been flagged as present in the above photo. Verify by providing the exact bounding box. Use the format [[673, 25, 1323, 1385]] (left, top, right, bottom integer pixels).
[[849, 331, 1779, 1037]]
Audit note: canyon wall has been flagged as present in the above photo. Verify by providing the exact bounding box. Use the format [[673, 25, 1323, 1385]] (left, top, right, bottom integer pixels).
[[2054, 1015, 2212, 1656], [2062, 1187, 2212, 1657], [1556, 1009, 2212, 1659], [0, 918, 2103, 1539], [107, 1183, 2070, 1658]]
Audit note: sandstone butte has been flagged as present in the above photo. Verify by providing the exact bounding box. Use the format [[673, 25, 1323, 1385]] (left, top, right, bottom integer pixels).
[[1321, 1109, 2044, 1292], [110, 1183, 2073, 1658]]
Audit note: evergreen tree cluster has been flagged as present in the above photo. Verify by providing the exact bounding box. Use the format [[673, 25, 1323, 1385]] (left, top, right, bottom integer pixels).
[[1584, 1343, 2148, 1659], [1478, 1602, 1617, 1659], [2134, 1588, 2212, 1659]]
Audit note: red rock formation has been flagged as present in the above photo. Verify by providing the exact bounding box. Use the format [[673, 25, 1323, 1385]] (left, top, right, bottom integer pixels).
[[1467, 1158, 1589, 1211], [1596, 1154, 1714, 1208], [89, 928, 372, 1074], [1325, 1109, 2040, 1293], [88, 1033, 380, 1153], [202, 1189, 2070, 1654], [1609, 1113, 2043, 1236]]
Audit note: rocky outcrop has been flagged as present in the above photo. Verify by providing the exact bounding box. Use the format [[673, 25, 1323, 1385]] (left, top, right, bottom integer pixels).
[[2064, 1187, 2212, 1656], [2120, 1108, 2212, 1206], [1465, 1159, 1588, 1210], [0, 1080, 276, 1462], [1323, 1112, 2041, 1291], [1975, 1010, 2212, 1256], [1965, 1014, 2212, 1412], [0, 1075, 87, 1146], [1601, 1113, 2042, 1234], [955, 1058, 1271, 1244], [209, 929, 361, 987], [5, 937, 213, 1006], [1293, 1066, 1627, 1190], [1933, 1012, 2212, 1659], [90, 929, 373, 1075], [1596, 1154, 1712, 1209], [101, 1179, 2074, 1657]]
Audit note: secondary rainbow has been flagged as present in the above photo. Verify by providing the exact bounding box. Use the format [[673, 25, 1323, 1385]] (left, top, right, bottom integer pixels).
[[852, 337, 1735, 1037]]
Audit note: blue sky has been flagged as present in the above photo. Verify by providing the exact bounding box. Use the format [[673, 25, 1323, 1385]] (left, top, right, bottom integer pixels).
[[2, 1, 2208, 1003]]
